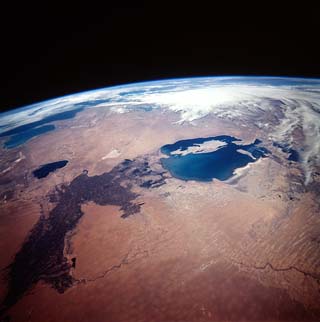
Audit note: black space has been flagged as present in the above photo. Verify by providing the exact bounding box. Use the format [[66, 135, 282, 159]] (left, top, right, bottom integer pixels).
[[1, 3, 319, 112]]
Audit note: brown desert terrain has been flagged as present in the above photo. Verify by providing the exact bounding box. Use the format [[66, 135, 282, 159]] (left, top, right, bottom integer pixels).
[[0, 107, 319, 321]]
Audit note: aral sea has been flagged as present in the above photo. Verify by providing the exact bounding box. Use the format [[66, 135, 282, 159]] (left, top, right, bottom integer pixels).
[[160, 136, 270, 182]]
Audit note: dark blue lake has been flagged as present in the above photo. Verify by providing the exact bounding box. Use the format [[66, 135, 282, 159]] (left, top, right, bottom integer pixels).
[[0, 107, 84, 138], [1, 107, 85, 149], [160, 136, 269, 182], [33, 160, 68, 179], [4, 125, 55, 149]]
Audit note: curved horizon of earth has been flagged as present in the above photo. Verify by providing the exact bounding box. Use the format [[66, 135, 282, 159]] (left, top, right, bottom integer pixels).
[[0, 76, 320, 322], [1, 76, 320, 184]]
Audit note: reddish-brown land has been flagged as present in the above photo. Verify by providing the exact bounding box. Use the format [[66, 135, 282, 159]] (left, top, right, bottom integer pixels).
[[1, 107, 319, 322]]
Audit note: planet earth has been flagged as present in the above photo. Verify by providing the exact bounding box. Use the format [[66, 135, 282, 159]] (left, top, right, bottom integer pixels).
[[0, 76, 320, 322]]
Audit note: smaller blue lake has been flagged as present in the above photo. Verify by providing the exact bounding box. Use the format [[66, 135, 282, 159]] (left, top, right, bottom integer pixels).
[[33, 160, 68, 179], [160, 136, 269, 182], [272, 142, 299, 162]]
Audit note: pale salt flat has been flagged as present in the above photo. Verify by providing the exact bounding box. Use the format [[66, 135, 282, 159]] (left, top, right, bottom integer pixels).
[[101, 149, 121, 160]]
